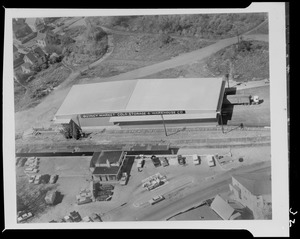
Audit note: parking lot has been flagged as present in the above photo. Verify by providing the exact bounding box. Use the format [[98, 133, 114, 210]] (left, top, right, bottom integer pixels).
[[20, 145, 270, 223]]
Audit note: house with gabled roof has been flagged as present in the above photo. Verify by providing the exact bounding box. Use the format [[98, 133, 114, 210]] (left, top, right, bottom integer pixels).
[[23, 46, 47, 67], [229, 172, 272, 219], [210, 194, 240, 220], [36, 30, 60, 50], [21, 62, 32, 74]]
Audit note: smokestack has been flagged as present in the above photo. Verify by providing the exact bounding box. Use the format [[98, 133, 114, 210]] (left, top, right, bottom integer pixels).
[[106, 159, 111, 168]]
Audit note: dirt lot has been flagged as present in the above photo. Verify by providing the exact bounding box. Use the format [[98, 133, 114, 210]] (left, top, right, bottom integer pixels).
[[17, 145, 270, 223], [226, 85, 270, 126]]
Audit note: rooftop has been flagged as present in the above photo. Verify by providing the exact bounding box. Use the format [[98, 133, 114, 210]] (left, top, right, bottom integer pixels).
[[169, 204, 222, 221], [210, 194, 235, 220], [90, 151, 124, 167], [93, 166, 120, 175], [233, 172, 271, 196], [55, 78, 225, 117]]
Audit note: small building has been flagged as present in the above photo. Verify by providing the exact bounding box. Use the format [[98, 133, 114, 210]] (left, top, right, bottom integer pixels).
[[21, 62, 32, 74], [90, 151, 127, 182], [36, 30, 60, 49], [229, 172, 272, 219], [210, 194, 235, 220], [23, 47, 47, 67]]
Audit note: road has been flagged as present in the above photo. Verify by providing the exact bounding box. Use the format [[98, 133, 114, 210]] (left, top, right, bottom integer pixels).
[[102, 160, 271, 221], [14, 29, 268, 133]]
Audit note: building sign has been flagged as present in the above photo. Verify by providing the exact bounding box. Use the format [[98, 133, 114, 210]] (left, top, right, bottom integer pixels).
[[81, 110, 186, 118]]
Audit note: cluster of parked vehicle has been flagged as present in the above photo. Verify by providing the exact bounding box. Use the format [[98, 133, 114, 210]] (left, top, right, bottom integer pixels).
[[95, 184, 114, 201], [28, 174, 58, 185], [142, 173, 167, 191], [49, 211, 103, 223], [24, 157, 40, 174], [150, 155, 169, 168], [17, 211, 33, 223]]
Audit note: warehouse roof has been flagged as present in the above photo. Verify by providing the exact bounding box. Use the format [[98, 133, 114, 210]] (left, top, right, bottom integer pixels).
[[56, 80, 137, 116], [55, 78, 225, 117], [126, 78, 224, 111]]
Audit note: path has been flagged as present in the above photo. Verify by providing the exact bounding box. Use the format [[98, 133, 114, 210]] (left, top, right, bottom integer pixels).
[[14, 32, 268, 134]]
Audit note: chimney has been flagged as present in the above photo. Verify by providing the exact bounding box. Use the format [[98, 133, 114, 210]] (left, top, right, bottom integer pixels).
[[106, 159, 111, 168]]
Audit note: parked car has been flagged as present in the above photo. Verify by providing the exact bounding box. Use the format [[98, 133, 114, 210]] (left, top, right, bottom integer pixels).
[[149, 195, 165, 205], [193, 154, 200, 165], [29, 175, 36, 183], [177, 155, 186, 165], [99, 184, 114, 191], [82, 216, 93, 222], [90, 213, 102, 222], [49, 174, 58, 184], [77, 196, 92, 205], [34, 174, 42, 184], [151, 155, 161, 167], [17, 211, 33, 223], [96, 195, 112, 201], [206, 155, 216, 167], [63, 215, 73, 222], [120, 172, 128, 185], [97, 190, 113, 196], [161, 157, 169, 167], [70, 211, 81, 222]]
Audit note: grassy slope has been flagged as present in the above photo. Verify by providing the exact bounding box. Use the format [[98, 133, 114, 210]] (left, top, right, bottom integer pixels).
[[92, 13, 266, 39], [142, 40, 269, 82], [14, 63, 71, 112], [206, 40, 269, 81]]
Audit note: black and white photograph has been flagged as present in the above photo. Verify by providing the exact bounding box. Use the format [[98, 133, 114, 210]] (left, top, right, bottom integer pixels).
[[3, 3, 289, 236]]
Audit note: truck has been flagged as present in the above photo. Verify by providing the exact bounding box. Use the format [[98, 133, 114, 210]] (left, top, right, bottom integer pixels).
[[45, 190, 57, 205], [225, 95, 260, 105], [120, 172, 128, 185]]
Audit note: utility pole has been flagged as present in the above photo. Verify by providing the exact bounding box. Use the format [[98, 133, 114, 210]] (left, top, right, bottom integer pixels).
[[161, 114, 168, 136]]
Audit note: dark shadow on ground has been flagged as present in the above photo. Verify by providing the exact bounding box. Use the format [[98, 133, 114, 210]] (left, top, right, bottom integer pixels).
[[122, 156, 135, 177], [225, 87, 237, 95], [41, 174, 51, 184], [220, 104, 234, 125], [53, 191, 64, 205]]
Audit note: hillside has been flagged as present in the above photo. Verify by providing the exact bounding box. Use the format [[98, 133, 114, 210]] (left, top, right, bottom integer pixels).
[[62, 19, 108, 68], [141, 40, 269, 82], [88, 13, 266, 39]]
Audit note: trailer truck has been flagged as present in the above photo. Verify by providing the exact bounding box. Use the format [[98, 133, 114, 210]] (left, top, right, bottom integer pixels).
[[225, 95, 260, 105]]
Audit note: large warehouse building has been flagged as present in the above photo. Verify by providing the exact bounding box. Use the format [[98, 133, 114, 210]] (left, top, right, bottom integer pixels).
[[54, 77, 226, 129]]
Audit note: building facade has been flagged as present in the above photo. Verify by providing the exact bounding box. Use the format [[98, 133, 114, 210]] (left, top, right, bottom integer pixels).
[[229, 173, 272, 219], [90, 151, 127, 182]]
